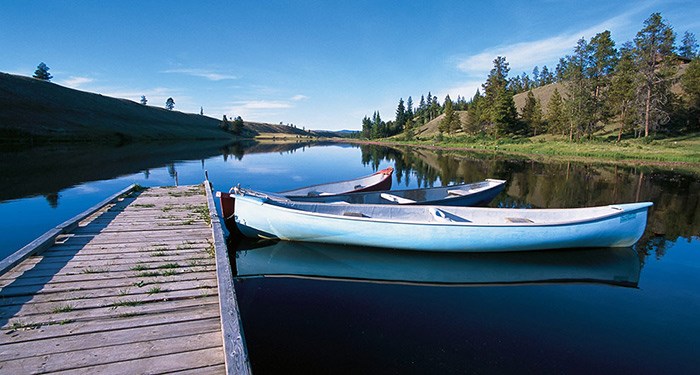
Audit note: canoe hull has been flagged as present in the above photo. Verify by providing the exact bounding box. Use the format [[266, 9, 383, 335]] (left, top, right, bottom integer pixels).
[[289, 179, 506, 206], [217, 167, 394, 231], [234, 195, 652, 252]]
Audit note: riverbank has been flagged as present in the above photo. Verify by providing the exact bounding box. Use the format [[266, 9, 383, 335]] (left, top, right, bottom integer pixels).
[[338, 133, 700, 175]]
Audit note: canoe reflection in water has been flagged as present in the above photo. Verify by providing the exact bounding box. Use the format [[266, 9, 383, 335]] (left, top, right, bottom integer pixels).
[[233, 240, 641, 288]]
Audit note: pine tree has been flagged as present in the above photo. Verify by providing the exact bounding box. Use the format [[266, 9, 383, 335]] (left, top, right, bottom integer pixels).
[[532, 66, 540, 87], [440, 95, 461, 134], [610, 43, 638, 141], [564, 38, 595, 140], [679, 31, 698, 59], [220, 115, 230, 130], [33, 62, 52, 81], [395, 98, 406, 133], [521, 91, 544, 135], [361, 116, 372, 139], [634, 12, 676, 137], [165, 97, 175, 110], [482, 56, 518, 135], [140, 95, 147, 105], [681, 57, 700, 130], [546, 88, 566, 135], [232, 116, 245, 135], [406, 96, 414, 121]]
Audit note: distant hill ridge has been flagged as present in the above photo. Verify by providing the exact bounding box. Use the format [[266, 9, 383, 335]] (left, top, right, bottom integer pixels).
[[0, 72, 312, 142]]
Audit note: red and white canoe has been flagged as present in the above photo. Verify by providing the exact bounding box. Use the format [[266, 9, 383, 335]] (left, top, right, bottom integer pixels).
[[217, 167, 393, 231]]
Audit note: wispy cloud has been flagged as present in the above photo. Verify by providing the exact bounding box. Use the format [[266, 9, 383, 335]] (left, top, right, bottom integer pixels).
[[291, 94, 309, 101], [162, 68, 237, 81], [60, 76, 94, 88], [454, 10, 640, 77]]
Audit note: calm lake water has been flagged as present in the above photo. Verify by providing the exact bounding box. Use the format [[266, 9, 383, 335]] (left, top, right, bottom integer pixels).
[[1, 141, 699, 374]]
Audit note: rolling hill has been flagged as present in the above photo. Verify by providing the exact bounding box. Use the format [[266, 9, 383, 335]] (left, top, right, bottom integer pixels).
[[0, 72, 313, 143]]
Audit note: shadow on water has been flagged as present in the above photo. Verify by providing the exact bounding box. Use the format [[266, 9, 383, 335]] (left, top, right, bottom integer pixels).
[[233, 239, 642, 288], [0, 139, 324, 203]]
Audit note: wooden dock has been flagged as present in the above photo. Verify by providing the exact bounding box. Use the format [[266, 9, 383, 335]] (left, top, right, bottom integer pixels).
[[0, 183, 250, 374]]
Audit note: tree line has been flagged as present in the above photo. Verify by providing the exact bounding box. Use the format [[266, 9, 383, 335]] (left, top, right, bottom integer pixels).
[[359, 12, 699, 142]]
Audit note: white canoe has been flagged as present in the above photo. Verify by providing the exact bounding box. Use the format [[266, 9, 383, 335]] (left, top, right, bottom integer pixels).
[[233, 188, 653, 252]]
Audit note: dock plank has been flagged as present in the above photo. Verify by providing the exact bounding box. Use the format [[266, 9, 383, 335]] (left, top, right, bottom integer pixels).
[[0, 184, 247, 374]]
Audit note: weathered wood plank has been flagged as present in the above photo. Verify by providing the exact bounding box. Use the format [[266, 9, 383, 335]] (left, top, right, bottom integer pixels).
[[204, 180, 251, 374], [0, 316, 221, 361], [0, 332, 224, 373], [1, 303, 221, 344], [0, 183, 235, 374]]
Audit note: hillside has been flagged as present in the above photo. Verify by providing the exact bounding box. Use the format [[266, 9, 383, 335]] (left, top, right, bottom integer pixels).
[[0, 72, 308, 143]]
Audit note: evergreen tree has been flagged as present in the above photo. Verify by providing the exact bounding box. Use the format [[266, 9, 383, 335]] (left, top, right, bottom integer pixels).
[[361, 116, 372, 139], [532, 66, 540, 87], [555, 58, 568, 81], [463, 89, 484, 134], [200, 106, 204, 115], [395, 98, 407, 133], [633, 12, 676, 137], [440, 95, 461, 134], [406, 96, 414, 121], [520, 90, 544, 135], [165, 97, 175, 110], [681, 57, 700, 130], [482, 56, 518, 135], [546, 88, 566, 135], [588, 30, 618, 132], [564, 38, 596, 140], [418, 95, 426, 124], [610, 43, 638, 141], [232, 116, 244, 135], [679, 31, 698, 59], [140, 95, 147, 105], [540, 65, 553, 85], [220, 115, 230, 130], [33, 62, 52, 81]]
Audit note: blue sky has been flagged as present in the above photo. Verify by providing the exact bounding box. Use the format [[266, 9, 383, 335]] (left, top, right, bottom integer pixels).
[[1, 1, 698, 131]]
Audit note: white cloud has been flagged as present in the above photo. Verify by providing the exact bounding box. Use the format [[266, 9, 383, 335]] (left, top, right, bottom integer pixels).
[[455, 10, 638, 76], [60, 76, 94, 88], [291, 94, 309, 101], [162, 68, 237, 81]]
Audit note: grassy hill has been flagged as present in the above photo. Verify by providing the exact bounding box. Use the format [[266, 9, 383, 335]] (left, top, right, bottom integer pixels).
[[0, 72, 309, 143]]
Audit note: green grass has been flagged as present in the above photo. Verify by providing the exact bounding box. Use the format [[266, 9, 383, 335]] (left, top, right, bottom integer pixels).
[[376, 132, 700, 172]]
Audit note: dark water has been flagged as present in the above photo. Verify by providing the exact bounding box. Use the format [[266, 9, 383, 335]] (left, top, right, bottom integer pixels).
[[1, 142, 699, 374]]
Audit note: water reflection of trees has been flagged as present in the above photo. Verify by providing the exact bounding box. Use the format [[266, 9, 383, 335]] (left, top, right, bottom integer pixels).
[[359, 144, 700, 252]]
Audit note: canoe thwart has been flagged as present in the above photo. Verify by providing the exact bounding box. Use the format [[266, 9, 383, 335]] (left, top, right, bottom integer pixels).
[[506, 217, 534, 223], [380, 193, 416, 204], [343, 211, 368, 218]]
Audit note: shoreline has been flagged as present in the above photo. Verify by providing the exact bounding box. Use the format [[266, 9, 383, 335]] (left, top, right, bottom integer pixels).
[[333, 138, 700, 175]]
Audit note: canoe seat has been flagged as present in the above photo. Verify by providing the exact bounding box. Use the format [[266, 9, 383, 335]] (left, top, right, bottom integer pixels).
[[505, 217, 533, 223], [429, 208, 469, 223], [447, 189, 473, 196], [354, 184, 363, 189], [380, 193, 416, 204], [343, 211, 368, 218]]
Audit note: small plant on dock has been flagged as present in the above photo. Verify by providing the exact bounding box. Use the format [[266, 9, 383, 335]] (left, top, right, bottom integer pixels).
[[133, 280, 147, 288], [111, 299, 141, 309], [118, 288, 130, 296], [82, 266, 107, 274], [150, 251, 167, 257], [158, 262, 180, 269], [162, 270, 178, 276], [52, 304, 74, 314], [147, 286, 163, 295], [131, 264, 147, 271]]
